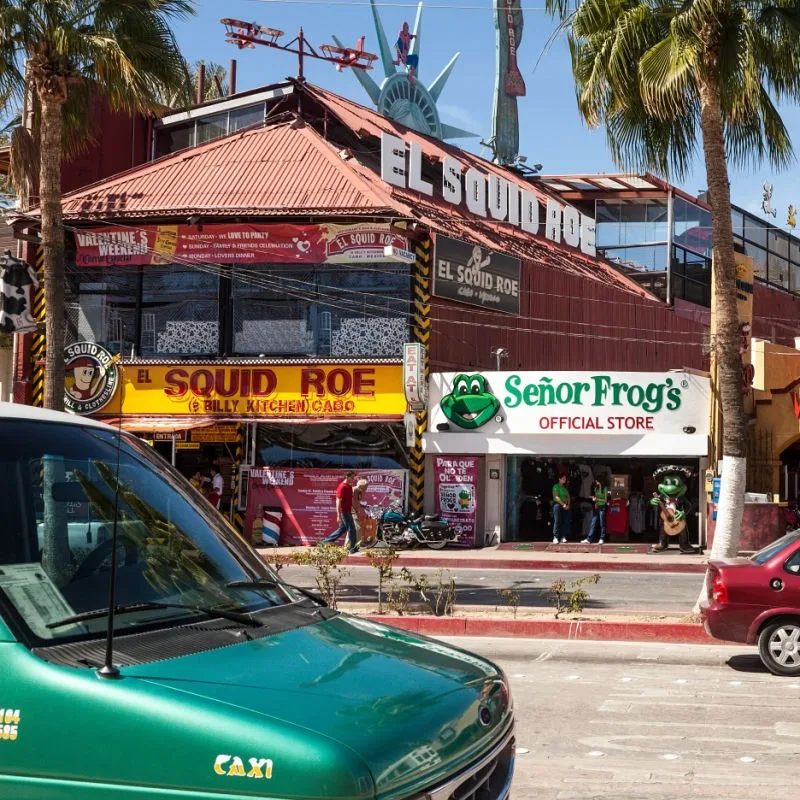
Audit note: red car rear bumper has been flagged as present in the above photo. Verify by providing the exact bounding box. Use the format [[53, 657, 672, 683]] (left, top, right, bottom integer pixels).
[[700, 600, 758, 644]]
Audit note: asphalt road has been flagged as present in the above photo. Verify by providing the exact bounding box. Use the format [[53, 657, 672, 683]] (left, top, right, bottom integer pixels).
[[442, 637, 800, 798], [280, 565, 702, 611]]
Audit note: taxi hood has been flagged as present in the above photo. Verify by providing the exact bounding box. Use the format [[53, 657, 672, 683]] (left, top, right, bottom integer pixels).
[[126, 613, 512, 798]]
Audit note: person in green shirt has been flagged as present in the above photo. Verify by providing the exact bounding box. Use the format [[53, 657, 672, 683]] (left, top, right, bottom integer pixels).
[[552, 474, 571, 544], [583, 479, 609, 544]]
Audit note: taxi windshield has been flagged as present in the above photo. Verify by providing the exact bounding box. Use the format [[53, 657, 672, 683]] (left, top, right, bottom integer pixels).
[[0, 418, 294, 644]]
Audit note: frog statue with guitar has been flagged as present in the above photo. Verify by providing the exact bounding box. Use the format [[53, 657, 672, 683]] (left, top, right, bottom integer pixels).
[[649, 465, 698, 554]]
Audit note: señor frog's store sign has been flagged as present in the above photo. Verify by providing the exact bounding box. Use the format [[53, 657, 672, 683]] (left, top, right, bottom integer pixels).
[[96, 363, 406, 419], [425, 371, 710, 457]]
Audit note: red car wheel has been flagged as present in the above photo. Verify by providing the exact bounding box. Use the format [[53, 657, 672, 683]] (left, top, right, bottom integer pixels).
[[758, 619, 800, 677]]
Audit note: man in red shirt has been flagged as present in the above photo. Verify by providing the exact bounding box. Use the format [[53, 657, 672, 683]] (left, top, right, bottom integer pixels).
[[319, 470, 359, 553]]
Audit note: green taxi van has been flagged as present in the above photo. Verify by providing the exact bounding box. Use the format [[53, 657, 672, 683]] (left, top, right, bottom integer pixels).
[[0, 403, 514, 799]]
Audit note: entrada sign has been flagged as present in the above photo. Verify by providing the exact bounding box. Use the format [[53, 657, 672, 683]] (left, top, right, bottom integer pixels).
[[428, 371, 710, 436], [380, 132, 596, 256]]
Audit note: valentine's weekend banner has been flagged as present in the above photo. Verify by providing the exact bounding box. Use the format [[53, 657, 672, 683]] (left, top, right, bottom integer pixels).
[[74, 222, 413, 267]]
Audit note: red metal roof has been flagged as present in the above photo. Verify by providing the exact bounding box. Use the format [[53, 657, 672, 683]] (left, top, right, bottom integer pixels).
[[59, 117, 396, 219], [54, 81, 663, 299], [301, 85, 652, 298]]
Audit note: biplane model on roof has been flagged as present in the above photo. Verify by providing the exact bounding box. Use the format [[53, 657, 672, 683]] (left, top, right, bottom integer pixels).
[[320, 37, 378, 71], [222, 18, 284, 48], [222, 18, 376, 73]]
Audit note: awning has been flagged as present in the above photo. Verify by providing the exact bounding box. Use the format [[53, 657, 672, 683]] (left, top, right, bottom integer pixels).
[[423, 432, 709, 458], [96, 416, 404, 432], [97, 417, 223, 433]]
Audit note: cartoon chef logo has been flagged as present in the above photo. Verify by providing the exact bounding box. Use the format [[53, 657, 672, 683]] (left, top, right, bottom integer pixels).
[[64, 342, 119, 415]]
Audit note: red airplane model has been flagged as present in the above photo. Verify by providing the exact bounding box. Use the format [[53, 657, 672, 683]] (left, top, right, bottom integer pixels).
[[222, 19, 283, 49], [321, 37, 378, 71], [222, 18, 376, 71]]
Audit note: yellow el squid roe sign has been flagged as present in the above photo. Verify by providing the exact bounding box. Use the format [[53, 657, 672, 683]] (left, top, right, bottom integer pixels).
[[98, 363, 406, 419]]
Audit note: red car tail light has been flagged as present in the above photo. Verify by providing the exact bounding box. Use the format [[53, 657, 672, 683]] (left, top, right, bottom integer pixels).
[[711, 573, 728, 604]]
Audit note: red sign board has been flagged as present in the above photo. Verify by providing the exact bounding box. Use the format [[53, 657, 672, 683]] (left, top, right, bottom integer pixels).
[[74, 222, 410, 268], [432, 456, 479, 548], [244, 468, 406, 546]]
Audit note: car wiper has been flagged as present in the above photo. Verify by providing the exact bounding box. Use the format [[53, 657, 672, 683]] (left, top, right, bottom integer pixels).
[[226, 579, 328, 607], [47, 601, 264, 630]]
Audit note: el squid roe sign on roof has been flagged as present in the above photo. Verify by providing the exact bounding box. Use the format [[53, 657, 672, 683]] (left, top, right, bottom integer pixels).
[[379, 132, 596, 256]]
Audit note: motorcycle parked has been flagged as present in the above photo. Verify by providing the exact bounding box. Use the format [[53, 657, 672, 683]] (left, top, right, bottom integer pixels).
[[373, 505, 458, 550]]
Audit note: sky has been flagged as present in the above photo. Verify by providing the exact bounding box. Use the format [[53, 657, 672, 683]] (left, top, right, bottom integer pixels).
[[175, 0, 800, 228]]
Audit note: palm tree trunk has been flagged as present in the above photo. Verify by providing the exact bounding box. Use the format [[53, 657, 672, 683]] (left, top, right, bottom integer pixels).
[[39, 95, 66, 412], [693, 66, 747, 609]]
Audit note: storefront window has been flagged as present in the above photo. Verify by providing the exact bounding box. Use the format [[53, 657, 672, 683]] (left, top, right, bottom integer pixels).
[[671, 245, 711, 307], [231, 264, 409, 358], [744, 215, 768, 248], [256, 423, 409, 470], [595, 201, 622, 247], [673, 198, 711, 256], [731, 209, 745, 237], [230, 104, 265, 132], [744, 241, 768, 281], [602, 244, 667, 272], [65, 266, 138, 355], [196, 112, 228, 145], [141, 266, 220, 356], [154, 122, 194, 158], [232, 268, 316, 355], [769, 253, 790, 290]]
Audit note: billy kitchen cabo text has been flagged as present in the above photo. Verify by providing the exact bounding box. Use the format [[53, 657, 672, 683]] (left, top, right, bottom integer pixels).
[[422, 370, 711, 548]]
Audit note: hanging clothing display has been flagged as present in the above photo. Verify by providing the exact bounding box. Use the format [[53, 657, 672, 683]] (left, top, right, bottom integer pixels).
[[0, 251, 39, 334], [578, 464, 594, 499], [628, 492, 647, 534]]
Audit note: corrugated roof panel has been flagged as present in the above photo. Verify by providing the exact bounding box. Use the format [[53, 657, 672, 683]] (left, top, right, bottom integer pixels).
[[60, 120, 395, 219]]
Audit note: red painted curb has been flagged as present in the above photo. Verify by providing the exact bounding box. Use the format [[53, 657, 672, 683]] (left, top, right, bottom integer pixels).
[[346, 556, 707, 573], [366, 615, 731, 645]]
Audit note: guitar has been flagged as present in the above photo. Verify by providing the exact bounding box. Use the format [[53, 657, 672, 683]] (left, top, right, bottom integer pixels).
[[653, 495, 686, 537], [503, 0, 526, 97]]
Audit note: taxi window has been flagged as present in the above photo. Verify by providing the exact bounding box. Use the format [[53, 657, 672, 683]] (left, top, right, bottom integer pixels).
[[0, 419, 292, 644]]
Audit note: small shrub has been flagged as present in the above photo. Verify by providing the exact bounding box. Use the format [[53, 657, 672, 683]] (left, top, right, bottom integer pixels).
[[549, 574, 600, 618], [291, 545, 350, 609], [429, 569, 456, 617], [366, 548, 400, 614], [497, 585, 522, 619]]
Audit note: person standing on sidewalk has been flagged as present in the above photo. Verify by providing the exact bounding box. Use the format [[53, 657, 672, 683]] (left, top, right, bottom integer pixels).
[[582, 479, 609, 544], [320, 470, 359, 553], [552, 474, 571, 544]]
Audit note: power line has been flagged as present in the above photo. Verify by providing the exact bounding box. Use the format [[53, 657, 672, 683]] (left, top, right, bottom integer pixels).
[[50, 217, 708, 347]]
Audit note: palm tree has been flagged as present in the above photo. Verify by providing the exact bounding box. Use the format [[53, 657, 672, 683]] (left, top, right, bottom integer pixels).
[[0, 0, 195, 411], [547, 0, 800, 564]]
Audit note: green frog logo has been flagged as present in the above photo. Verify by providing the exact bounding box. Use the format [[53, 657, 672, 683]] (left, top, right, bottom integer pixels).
[[441, 374, 500, 429]]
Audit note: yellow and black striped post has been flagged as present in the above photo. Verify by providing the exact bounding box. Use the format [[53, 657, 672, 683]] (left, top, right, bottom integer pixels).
[[31, 246, 46, 408], [231, 423, 246, 535], [408, 236, 431, 515]]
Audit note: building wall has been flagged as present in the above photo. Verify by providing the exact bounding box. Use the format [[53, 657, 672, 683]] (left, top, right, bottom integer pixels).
[[431, 258, 708, 373], [61, 99, 150, 194], [754, 283, 800, 348], [750, 339, 800, 496]]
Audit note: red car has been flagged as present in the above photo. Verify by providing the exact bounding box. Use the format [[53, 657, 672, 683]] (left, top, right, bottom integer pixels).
[[701, 531, 800, 676]]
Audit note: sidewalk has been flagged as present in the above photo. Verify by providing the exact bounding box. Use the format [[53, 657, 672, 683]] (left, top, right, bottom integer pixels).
[[261, 541, 711, 574]]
